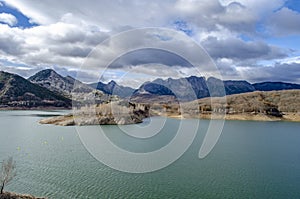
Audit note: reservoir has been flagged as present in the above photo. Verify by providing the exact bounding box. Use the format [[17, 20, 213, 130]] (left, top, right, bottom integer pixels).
[[1, 111, 300, 198]]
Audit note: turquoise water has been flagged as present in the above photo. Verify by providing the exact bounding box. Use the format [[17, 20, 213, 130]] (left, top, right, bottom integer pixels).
[[0, 111, 300, 198]]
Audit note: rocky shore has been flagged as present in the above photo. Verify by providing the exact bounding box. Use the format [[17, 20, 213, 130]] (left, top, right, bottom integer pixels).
[[0, 192, 46, 199], [164, 112, 300, 122]]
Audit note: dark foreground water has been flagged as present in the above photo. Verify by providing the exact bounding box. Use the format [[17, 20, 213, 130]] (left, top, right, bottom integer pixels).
[[0, 111, 300, 198]]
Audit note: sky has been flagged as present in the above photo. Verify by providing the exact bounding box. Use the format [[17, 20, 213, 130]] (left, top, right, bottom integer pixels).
[[0, 0, 300, 88]]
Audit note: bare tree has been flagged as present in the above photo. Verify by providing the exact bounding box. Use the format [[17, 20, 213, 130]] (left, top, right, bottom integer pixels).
[[0, 157, 16, 194]]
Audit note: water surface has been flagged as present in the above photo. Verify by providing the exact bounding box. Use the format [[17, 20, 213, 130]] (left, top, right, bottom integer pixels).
[[0, 111, 300, 198]]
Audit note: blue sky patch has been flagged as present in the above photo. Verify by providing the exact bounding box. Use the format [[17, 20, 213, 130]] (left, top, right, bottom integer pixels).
[[0, 59, 29, 68], [0, 1, 37, 28], [173, 20, 193, 36], [239, 34, 253, 42], [285, 0, 300, 12], [267, 35, 300, 54]]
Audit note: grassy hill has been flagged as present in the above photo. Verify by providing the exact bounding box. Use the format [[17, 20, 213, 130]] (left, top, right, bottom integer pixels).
[[195, 90, 300, 113], [150, 90, 300, 122]]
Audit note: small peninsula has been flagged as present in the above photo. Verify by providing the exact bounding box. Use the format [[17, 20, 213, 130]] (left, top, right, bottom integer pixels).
[[40, 101, 150, 126], [40, 90, 300, 125]]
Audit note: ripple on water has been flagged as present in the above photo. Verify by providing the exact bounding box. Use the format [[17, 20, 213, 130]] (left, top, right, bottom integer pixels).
[[2, 111, 300, 198]]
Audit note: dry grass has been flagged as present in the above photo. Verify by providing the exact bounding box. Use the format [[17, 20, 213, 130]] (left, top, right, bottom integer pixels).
[[151, 90, 300, 122]]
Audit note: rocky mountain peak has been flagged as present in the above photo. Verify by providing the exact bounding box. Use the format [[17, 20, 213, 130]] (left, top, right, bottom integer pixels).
[[90, 80, 135, 98], [28, 69, 94, 98], [28, 69, 59, 81], [108, 80, 117, 85]]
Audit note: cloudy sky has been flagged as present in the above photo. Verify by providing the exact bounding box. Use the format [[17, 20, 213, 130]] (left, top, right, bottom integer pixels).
[[0, 0, 300, 87]]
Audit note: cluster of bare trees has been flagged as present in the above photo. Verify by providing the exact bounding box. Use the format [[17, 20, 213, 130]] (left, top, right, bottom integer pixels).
[[0, 157, 16, 194]]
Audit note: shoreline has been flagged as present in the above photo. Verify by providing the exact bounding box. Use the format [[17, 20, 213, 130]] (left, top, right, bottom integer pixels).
[[38, 111, 300, 126], [0, 192, 46, 199], [165, 112, 300, 122], [0, 108, 299, 124], [0, 107, 71, 111]]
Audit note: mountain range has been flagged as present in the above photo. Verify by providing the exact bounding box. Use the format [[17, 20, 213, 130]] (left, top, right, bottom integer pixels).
[[131, 76, 299, 102], [0, 68, 300, 109]]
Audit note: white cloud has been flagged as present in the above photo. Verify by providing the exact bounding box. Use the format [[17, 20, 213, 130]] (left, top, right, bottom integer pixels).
[[0, 13, 17, 26], [277, 56, 300, 65], [3, 0, 285, 35], [268, 7, 300, 36], [4, 0, 174, 29], [1, 0, 299, 85], [0, 21, 109, 67]]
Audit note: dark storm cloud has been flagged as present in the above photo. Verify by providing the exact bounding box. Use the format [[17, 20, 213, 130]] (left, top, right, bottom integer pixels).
[[202, 37, 287, 61], [108, 48, 194, 69], [244, 62, 300, 83], [49, 46, 92, 58]]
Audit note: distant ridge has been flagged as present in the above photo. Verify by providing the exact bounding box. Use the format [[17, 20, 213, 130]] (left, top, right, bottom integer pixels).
[[132, 76, 269, 102], [89, 80, 135, 98], [253, 82, 300, 91]]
